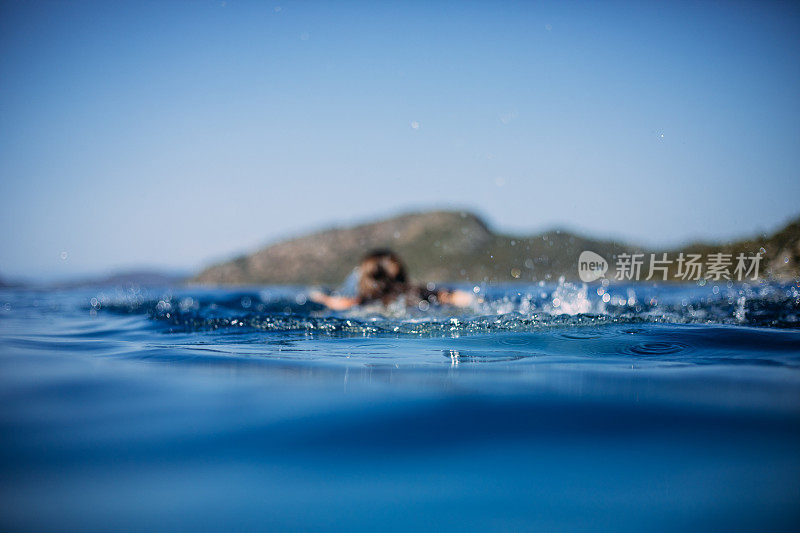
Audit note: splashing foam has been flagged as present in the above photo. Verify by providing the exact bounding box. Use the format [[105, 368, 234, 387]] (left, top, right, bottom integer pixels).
[[544, 277, 594, 316], [92, 278, 800, 335]]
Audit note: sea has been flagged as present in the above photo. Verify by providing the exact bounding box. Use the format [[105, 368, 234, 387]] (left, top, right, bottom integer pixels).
[[1, 279, 799, 531]]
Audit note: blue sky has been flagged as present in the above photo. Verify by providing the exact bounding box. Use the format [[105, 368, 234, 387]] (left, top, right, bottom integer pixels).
[[1, 0, 799, 279]]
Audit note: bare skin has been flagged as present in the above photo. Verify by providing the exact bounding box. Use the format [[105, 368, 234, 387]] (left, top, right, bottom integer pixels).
[[437, 289, 475, 307], [308, 291, 360, 310]]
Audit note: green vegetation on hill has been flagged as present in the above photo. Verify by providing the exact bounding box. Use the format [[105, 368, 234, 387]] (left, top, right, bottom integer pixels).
[[192, 210, 800, 286]]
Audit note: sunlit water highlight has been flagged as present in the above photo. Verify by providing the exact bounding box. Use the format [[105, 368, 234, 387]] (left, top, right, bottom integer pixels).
[[1, 281, 799, 530]]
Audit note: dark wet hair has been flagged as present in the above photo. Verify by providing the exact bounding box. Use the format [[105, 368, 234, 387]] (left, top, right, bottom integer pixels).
[[357, 249, 409, 304]]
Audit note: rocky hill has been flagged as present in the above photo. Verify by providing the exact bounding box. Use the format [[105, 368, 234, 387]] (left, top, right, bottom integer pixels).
[[191, 210, 800, 285]]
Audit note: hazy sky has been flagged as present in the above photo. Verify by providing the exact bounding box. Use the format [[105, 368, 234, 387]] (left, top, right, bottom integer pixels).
[[1, 0, 799, 279]]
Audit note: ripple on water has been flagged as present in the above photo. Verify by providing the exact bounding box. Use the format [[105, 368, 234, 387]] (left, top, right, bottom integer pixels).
[[559, 330, 605, 340], [496, 335, 537, 346], [627, 342, 690, 356]]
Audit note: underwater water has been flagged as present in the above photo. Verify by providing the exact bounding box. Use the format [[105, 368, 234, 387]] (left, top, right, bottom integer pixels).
[[1, 281, 799, 531]]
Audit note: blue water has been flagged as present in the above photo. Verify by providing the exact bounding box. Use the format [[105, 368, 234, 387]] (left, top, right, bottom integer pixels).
[[1, 281, 799, 531]]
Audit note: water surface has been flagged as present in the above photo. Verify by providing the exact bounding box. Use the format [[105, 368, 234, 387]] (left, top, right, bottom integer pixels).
[[1, 281, 799, 531]]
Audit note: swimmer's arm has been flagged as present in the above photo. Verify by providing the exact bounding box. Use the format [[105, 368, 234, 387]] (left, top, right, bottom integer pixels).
[[436, 289, 475, 307], [309, 291, 360, 311]]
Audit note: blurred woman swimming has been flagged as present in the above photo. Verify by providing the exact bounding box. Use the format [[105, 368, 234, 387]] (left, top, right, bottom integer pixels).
[[309, 249, 473, 311]]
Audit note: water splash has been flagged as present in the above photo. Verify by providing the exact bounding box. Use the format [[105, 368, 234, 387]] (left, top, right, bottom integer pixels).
[[87, 279, 800, 335]]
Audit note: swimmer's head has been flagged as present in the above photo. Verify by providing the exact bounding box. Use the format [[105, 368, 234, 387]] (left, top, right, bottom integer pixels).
[[357, 249, 408, 304]]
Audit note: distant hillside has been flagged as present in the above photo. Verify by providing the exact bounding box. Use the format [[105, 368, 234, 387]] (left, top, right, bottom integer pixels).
[[0, 274, 25, 289], [673, 217, 800, 281], [192, 210, 800, 286], [53, 269, 189, 289]]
